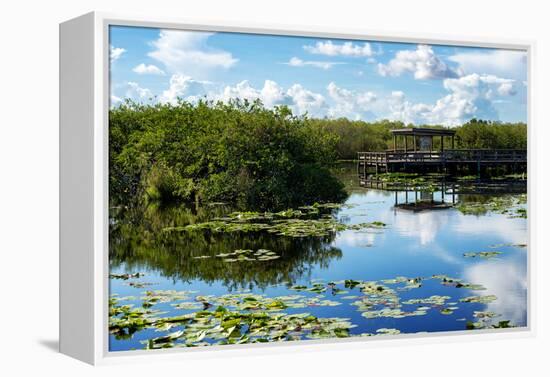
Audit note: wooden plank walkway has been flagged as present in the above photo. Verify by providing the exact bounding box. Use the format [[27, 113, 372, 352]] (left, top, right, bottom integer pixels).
[[357, 149, 527, 174]]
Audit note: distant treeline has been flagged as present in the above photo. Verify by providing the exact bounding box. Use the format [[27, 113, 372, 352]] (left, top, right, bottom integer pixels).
[[311, 118, 527, 160], [110, 100, 527, 209]]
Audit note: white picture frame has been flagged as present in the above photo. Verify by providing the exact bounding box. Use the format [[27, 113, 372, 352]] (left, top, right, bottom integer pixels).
[[60, 11, 536, 365]]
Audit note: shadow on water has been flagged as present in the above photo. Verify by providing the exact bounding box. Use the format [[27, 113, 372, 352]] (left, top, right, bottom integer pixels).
[[109, 203, 343, 291]]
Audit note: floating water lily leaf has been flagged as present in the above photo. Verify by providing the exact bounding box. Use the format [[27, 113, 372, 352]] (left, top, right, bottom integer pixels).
[[173, 302, 203, 310], [459, 295, 498, 304], [376, 328, 401, 335], [432, 275, 486, 290], [331, 288, 348, 295], [125, 281, 155, 288], [110, 272, 145, 280], [402, 295, 451, 306], [193, 249, 281, 263], [473, 311, 500, 319], [344, 279, 361, 289], [463, 251, 503, 259]]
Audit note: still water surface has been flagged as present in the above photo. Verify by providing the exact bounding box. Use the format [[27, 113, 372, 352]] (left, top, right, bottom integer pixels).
[[109, 167, 527, 351]]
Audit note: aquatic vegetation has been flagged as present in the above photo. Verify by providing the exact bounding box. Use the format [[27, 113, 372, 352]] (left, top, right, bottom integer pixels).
[[110, 290, 354, 347], [402, 295, 451, 306], [375, 328, 401, 335], [365, 172, 443, 192], [126, 281, 155, 288], [193, 249, 281, 263], [164, 205, 386, 238], [432, 275, 486, 290], [512, 208, 527, 218], [455, 194, 527, 218], [463, 251, 503, 259], [146, 310, 356, 348], [382, 276, 423, 290], [456, 175, 478, 181], [473, 311, 500, 319], [466, 319, 513, 330], [489, 243, 527, 248], [109, 272, 145, 280], [109, 269, 514, 349], [109, 296, 164, 339], [459, 295, 498, 304], [190, 292, 344, 311], [141, 290, 197, 308]]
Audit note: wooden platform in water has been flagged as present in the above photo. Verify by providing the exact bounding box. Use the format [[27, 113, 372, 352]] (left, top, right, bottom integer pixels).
[[357, 149, 527, 174]]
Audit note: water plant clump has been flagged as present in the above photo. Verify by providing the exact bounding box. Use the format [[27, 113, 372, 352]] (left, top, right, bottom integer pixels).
[[466, 319, 513, 330], [108, 270, 514, 349], [164, 204, 386, 238], [463, 251, 503, 259], [109, 291, 354, 347], [192, 249, 281, 262], [459, 295, 498, 304], [366, 172, 443, 192], [110, 272, 145, 280], [455, 194, 527, 218]]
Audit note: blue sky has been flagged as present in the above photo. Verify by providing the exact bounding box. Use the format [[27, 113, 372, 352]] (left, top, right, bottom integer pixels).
[[110, 25, 527, 126]]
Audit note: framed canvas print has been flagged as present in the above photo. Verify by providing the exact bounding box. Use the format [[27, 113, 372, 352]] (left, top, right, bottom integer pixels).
[[60, 12, 534, 365]]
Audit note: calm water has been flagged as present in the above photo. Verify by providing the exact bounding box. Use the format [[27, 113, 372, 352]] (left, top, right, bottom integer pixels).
[[109, 166, 528, 351]]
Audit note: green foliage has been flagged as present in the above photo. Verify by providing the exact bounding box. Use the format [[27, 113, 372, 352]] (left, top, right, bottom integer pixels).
[[306, 118, 526, 160], [310, 118, 404, 159], [455, 119, 527, 149], [110, 99, 346, 210]]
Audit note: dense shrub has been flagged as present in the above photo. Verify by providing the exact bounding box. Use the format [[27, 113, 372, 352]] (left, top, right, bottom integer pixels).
[[110, 100, 346, 210]]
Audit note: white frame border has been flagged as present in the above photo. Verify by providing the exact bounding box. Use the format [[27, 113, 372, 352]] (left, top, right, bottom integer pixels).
[[61, 11, 536, 365]]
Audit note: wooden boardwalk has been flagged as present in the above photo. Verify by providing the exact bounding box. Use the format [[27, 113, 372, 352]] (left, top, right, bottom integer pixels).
[[357, 149, 527, 175]]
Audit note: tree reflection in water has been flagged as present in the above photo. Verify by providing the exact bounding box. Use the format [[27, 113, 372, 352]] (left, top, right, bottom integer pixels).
[[109, 203, 343, 291]]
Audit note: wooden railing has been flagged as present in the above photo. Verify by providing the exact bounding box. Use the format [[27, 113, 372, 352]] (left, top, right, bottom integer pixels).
[[358, 149, 526, 165]]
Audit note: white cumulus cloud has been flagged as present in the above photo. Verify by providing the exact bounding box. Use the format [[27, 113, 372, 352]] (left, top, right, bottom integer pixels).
[[378, 44, 459, 80], [132, 63, 165, 75], [429, 74, 517, 125], [159, 74, 211, 104], [110, 45, 126, 63], [382, 73, 519, 126], [304, 40, 375, 57], [286, 84, 326, 116], [327, 82, 377, 120], [448, 50, 527, 80], [148, 30, 238, 79], [285, 57, 344, 70], [385, 91, 433, 124], [215, 80, 325, 117], [125, 82, 154, 102]]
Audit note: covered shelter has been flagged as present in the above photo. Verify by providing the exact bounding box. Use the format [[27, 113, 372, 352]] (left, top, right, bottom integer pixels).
[[390, 128, 456, 152]]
